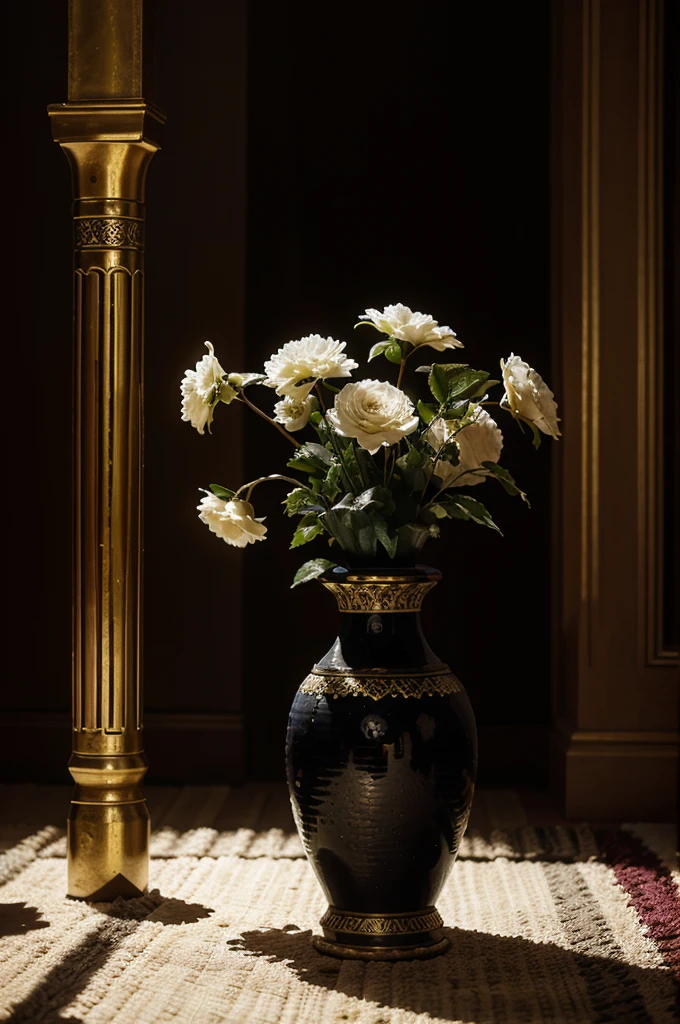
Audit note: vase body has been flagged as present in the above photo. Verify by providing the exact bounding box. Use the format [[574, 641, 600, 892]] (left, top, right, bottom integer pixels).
[[285, 566, 477, 960]]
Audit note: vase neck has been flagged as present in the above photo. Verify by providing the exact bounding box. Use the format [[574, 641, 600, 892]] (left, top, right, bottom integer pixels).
[[321, 567, 441, 615], [316, 567, 445, 674]]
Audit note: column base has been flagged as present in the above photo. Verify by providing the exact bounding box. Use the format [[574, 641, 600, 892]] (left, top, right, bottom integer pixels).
[[313, 906, 449, 961], [67, 751, 150, 899], [68, 799, 150, 900]]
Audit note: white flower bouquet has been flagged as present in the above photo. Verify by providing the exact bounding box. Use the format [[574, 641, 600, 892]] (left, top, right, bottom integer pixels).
[[181, 303, 560, 586]]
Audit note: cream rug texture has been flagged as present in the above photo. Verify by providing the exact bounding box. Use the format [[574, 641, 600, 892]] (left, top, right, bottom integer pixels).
[[0, 785, 677, 1024]]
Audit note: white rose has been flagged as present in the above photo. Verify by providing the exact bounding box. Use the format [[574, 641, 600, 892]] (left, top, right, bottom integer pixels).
[[181, 341, 236, 434], [501, 354, 561, 438], [359, 304, 463, 351], [327, 379, 419, 454], [427, 408, 503, 487], [273, 394, 318, 432], [197, 494, 267, 547], [264, 335, 358, 398]]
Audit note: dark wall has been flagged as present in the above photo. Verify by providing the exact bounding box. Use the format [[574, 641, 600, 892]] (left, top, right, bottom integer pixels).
[[243, 2, 552, 779], [4, 1, 551, 785]]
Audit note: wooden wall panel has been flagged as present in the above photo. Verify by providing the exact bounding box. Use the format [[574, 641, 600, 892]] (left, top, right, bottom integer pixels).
[[551, 0, 678, 819]]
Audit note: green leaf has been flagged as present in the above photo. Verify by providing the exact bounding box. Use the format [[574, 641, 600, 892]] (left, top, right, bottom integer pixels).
[[291, 558, 338, 588], [370, 513, 399, 558], [417, 400, 438, 424], [395, 452, 426, 492], [291, 513, 325, 548], [302, 442, 334, 465], [321, 463, 343, 501], [474, 378, 500, 396], [287, 444, 333, 475], [385, 342, 404, 365], [368, 340, 392, 361], [209, 484, 235, 500], [309, 410, 324, 426], [452, 494, 503, 534], [428, 363, 493, 408], [438, 438, 460, 465], [428, 503, 450, 520], [481, 462, 531, 506], [225, 372, 266, 388], [282, 487, 317, 516]]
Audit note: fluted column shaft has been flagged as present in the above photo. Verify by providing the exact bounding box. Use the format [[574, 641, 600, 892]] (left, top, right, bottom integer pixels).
[[50, 2, 163, 894]]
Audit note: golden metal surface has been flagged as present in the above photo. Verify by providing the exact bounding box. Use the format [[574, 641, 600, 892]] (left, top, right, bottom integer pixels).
[[299, 671, 462, 701], [322, 578, 439, 613], [320, 907, 443, 936], [50, 1, 162, 898], [314, 905, 448, 960], [312, 936, 450, 962]]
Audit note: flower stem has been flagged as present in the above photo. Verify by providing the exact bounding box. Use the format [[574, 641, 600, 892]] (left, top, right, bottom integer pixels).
[[234, 474, 306, 503], [315, 383, 327, 412], [238, 393, 302, 447], [396, 358, 407, 390]]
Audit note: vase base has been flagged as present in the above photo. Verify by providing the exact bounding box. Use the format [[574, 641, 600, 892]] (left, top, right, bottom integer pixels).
[[312, 934, 449, 961], [314, 905, 448, 961]]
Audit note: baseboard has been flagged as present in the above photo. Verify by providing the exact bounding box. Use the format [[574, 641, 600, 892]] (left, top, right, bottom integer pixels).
[[551, 721, 679, 820], [0, 711, 245, 784]]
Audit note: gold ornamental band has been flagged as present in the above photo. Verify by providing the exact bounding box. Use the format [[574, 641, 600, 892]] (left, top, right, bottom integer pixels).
[[299, 671, 462, 700], [311, 936, 450, 961], [322, 579, 438, 613], [320, 906, 444, 936]]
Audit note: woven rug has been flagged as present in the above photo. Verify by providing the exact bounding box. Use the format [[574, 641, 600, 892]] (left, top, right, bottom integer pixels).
[[0, 785, 678, 1024]]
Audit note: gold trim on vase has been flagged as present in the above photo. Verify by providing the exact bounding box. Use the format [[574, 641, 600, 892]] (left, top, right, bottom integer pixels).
[[320, 906, 443, 936], [299, 671, 462, 700], [322, 579, 438, 613], [311, 935, 449, 961]]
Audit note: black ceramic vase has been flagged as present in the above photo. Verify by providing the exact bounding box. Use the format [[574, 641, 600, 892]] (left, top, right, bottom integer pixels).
[[285, 565, 477, 961]]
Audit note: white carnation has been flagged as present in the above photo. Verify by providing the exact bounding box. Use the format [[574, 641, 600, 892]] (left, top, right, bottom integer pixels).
[[359, 303, 462, 351], [181, 341, 235, 434], [273, 394, 318, 432], [501, 354, 561, 439], [427, 408, 503, 487], [264, 335, 358, 398], [327, 379, 419, 454], [197, 494, 267, 548]]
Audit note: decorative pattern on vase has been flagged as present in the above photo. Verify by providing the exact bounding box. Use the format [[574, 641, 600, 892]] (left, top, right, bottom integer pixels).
[[321, 578, 438, 613], [319, 907, 444, 936], [299, 671, 463, 700]]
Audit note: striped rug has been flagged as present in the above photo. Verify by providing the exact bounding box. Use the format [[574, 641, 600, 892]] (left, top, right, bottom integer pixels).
[[0, 785, 677, 1024]]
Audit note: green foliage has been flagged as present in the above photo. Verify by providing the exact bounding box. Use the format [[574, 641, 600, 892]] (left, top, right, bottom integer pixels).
[[368, 340, 392, 361], [323, 486, 398, 559], [209, 484, 235, 500], [291, 558, 337, 588], [481, 462, 531, 506], [290, 511, 325, 548], [282, 487, 317, 516], [417, 400, 438, 424], [430, 494, 502, 534], [427, 363, 491, 410], [384, 342, 404, 365]]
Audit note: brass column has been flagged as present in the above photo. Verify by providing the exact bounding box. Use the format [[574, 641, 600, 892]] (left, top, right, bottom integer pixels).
[[49, 1, 164, 898]]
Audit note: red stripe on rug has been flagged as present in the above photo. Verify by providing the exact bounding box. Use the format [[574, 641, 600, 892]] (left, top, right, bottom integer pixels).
[[598, 829, 680, 981]]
